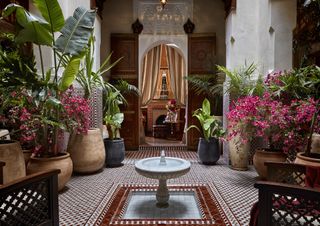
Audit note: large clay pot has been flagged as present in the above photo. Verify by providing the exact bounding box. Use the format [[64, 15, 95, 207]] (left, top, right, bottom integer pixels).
[[295, 152, 320, 168], [0, 140, 26, 183], [27, 153, 73, 191], [253, 149, 287, 180], [104, 138, 125, 167], [198, 137, 220, 165], [68, 128, 105, 173], [229, 135, 250, 171]]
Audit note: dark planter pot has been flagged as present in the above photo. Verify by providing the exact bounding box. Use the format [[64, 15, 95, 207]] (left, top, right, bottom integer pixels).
[[104, 138, 125, 167], [198, 137, 220, 165]]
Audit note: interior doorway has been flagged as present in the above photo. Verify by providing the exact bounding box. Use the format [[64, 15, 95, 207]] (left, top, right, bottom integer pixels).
[[139, 39, 187, 147]]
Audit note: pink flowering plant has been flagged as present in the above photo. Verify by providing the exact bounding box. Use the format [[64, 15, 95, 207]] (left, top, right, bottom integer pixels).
[[228, 92, 320, 155], [0, 87, 90, 156]]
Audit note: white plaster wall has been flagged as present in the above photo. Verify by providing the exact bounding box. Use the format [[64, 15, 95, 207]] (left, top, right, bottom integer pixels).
[[31, 0, 101, 73], [226, 0, 260, 70], [271, 0, 297, 71]]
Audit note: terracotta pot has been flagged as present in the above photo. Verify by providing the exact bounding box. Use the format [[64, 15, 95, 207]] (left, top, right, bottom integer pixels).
[[0, 140, 26, 183], [68, 128, 105, 173], [253, 149, 287, 180], [295, 152, 320, 168], [229, 135, 250, 171], [311, 133, 320, 154], [27, 153, 73, 191]]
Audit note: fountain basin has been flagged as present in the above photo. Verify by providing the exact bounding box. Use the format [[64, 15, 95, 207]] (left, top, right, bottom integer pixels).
[[135, 155, 191, 208], [135, 157, 191, 180]]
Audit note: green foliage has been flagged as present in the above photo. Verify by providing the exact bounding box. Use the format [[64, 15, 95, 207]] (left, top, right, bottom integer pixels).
[[103, 80, 139, 140], [217, 63, 265, 98], [33, 0, 64, 32], [55, 7, 96, 56], [1, 2, 96, 156], [270, 66, 320, 100], [76, 36, 122, 98], [0, 34, 40, 89], [186, 98, 225, 141], [185, 73, 224, 115]]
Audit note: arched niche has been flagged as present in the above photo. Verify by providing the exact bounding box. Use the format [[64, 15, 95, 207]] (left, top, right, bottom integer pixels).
[[138, 34, 188, 90]]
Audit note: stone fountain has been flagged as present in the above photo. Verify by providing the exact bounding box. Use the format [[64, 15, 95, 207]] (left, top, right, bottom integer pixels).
[[135, 150, 191, 207]]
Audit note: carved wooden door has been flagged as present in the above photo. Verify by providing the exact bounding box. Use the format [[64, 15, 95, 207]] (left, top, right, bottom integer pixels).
[[110, 34, 139, 150], [187, 34, 216, 150]]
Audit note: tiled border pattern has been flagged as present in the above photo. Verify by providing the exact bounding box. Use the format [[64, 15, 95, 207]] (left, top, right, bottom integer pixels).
[[94, 184, 233, 226]]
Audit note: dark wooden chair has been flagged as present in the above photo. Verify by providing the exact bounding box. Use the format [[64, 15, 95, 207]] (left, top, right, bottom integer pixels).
[[253, 162, 320, 226], [0, 161, 60, 226]]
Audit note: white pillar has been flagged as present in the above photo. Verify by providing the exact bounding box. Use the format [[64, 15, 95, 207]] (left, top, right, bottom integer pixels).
[[223, 0, 297, 164]]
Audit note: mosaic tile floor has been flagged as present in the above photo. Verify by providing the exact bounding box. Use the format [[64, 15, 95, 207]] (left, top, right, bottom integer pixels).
[[59, 150, 258, 226]]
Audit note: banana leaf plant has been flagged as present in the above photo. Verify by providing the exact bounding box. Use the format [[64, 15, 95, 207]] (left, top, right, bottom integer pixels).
[[1, 0, 96, 156]]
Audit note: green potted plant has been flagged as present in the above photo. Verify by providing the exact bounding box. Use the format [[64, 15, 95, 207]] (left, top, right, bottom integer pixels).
[[186, 98, 225, 165], [103, 80, 139, 167], [67, 36, 121, 173], [265, 66, 320, 163], [217, 63, 265, 170], [2, 0, 96, 190]]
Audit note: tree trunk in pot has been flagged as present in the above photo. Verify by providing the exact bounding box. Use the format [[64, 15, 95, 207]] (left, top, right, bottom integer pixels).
[[27, 153, 73, 191], [0, 140, 26, 183], [68, 128, 105, 173], [229, 135, 250, 171], [198, 137, 220, 165]]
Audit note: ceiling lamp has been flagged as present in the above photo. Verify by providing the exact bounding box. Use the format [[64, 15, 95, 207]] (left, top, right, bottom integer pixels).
[[160, 0, 167, 9]]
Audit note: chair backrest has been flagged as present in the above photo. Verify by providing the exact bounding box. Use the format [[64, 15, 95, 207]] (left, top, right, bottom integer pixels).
[[265, 162, 306, 186]]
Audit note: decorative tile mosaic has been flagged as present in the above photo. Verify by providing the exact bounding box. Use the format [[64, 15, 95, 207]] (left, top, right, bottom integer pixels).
[[93, 184, 233, 226], [59, 150, 258, 226]]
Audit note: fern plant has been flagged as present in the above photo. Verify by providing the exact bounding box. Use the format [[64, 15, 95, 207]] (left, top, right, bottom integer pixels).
[[217, 63, 265, 98]]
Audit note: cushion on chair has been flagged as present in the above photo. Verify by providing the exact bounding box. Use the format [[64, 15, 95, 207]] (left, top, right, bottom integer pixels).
[[305, 166, 320, 190]]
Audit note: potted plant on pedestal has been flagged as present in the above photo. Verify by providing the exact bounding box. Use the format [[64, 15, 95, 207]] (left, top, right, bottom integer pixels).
[[186, 98, 225, 165], [2, 0, 96, 190]]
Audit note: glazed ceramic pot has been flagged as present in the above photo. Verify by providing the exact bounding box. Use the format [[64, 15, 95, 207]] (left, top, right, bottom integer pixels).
[[197, 137, 220, 165], [27, 153, 73, 191], [253, 149, 286, 180], [68, 128, 105, 173], [0, 140, 26, 183], [104, 138, 125, 167]]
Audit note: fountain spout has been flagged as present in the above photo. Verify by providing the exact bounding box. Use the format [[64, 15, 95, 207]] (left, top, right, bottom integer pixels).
[[160, 150, 166, 165]]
